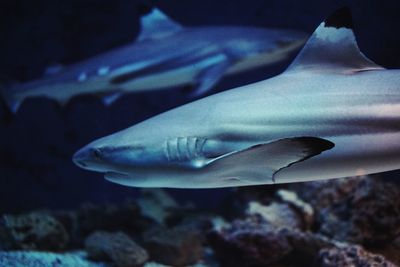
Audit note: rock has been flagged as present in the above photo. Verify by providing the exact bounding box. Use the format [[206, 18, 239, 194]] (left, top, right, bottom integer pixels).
[[50, 210, 80, 248], [370, 237, 400, 266], [85, 231, 148, 267], [0, 250, 105, 267], [143, 225, 203, 266], [207, 216, 292, 267], [314, 245, 397, 267], [0, 212, 68, 251], [208, 215, 345, 267], [165, 211, 219, 240], [76, 200, 150, 237], [0, 222, 14, 250], [318, 177, 400, 245], [53, 200, 153, 248]]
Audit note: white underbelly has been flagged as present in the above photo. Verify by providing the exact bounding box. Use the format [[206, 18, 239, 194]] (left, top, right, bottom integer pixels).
[[119, 54, 228, 92], [276, 132, 400, 183], [120, 66, 199, 91]]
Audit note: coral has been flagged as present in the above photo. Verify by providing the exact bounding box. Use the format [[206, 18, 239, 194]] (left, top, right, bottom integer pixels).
[[85, 231, 148, 267], [276, 189, 314, 229], [207, 216, 292, 267], [370, 237, 400, 266], [246, 201, 305, 230], [0, 250, 106, 267], [0, 212, 68, 251], [207, 214, 348, 267], [317, 177, 400, 245], [137, 189, 179, 225], [1, 176, 399, 267], [315, 245, 397, 267], [288, 177, 363, 213]]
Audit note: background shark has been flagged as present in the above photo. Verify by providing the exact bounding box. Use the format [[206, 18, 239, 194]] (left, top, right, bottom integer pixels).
[[73, 8, 400, 188], [0, 8, 306, 113]]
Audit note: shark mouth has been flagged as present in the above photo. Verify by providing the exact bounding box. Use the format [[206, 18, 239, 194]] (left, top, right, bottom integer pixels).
[[104, 171, 131, 181]]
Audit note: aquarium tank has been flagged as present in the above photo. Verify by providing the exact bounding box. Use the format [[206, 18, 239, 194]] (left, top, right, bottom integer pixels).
[[1, 0, 400, 266]]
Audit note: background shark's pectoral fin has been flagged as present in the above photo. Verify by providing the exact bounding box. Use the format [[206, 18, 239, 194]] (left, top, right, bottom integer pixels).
[[57, 97, 70, 107], [4, 97, 22, 113], [285, 7, 384, 74], [1, 84, 22, 113], [206, 137, 334, 185], [190, 55, 233, 97], [137, 8, 183, 41], [100, 91, 123, 106]]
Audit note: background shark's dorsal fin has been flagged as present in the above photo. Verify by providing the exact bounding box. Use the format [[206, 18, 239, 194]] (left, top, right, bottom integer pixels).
[[286, 7, 384, 74], [137, 8, 183, 41]]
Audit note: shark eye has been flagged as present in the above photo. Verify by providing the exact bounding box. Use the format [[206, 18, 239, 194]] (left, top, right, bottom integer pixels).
[[92, 148, 102, 159]]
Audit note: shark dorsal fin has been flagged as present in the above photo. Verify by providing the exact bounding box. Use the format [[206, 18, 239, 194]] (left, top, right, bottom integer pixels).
[[286, 7, 383, 74], [137, 8, 183, 41]]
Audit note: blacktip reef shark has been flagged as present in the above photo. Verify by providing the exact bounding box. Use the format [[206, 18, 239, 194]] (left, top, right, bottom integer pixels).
[[73, 8, 400, 188], [0, 8, 306, 113]]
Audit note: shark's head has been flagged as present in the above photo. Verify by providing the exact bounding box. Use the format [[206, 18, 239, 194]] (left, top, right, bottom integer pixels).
[[73, 132, 157, 174], [72, 103, 222, 187], [73, 119, 172, 186]]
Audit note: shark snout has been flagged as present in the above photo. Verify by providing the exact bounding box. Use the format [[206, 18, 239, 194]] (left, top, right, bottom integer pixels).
[[72, 141, 154, 173], [73, 146, 104, 170]]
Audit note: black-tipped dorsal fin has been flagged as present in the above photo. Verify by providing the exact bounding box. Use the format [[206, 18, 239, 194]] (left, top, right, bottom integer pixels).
[[137, 8, 183, 41], [286, 7, 384, 74]]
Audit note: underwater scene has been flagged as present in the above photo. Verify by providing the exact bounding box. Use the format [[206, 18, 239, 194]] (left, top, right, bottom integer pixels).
[[1, 0, 400, 266]]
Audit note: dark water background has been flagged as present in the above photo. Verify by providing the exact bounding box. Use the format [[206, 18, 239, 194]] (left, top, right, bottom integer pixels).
[[1, 0, 400, 213]]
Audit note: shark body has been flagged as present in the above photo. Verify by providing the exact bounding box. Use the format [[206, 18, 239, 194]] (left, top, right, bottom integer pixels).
[[73, 8, 400, 188], [0, 9, 306, 112]]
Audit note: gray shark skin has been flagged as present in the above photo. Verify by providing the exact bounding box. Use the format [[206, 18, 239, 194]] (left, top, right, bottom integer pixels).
[[73, 8, 400, 188], [0, 9, 306, 113]]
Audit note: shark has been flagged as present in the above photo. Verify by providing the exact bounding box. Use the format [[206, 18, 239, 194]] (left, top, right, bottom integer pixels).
[[0, 8, 306, 113], [73, 8, 400, 188]]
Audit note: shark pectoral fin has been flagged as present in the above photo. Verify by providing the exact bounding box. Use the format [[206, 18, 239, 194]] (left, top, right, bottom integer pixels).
[[206, 137, 334, 185], [137, 8, 183, 41], [285, 8, 384, 74], [94, 90, 123, 106], [190, 55, 233, 97]]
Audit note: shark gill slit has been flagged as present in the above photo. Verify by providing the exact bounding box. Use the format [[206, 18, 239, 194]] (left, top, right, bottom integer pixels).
[[165, 138, 182, 162], [165, 140, 172, 162], [177, 137, 185, 161], [164, 137, 206, 163], [184, 137, 191, 159]]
